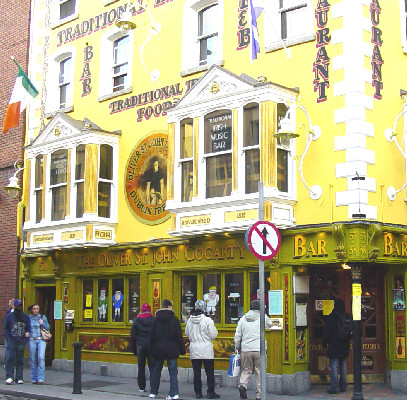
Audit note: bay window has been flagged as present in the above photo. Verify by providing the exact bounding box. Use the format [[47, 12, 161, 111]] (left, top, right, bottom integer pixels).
[[180, 118, 194, 202], [34, 155, 44, 224], [98, 144, 113, 218], [50, 149, 68, 221], [75, 145, 85, 218]]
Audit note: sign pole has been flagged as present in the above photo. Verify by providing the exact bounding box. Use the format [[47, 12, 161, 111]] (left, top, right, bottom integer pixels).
[[258, 181, 267, 400]]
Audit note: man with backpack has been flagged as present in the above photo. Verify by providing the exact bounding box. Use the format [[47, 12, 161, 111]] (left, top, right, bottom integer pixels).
[[322, 298, 353, 394]]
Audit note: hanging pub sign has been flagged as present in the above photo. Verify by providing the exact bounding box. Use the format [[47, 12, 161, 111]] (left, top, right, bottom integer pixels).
[[125, 132, 169, 225]]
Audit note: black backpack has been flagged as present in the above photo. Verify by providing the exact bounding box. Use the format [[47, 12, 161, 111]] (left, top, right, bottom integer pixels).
[[337, 313, 353, 340]]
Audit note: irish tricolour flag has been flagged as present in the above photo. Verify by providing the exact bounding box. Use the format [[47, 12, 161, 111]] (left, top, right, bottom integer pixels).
[[3, 57, 38, 134]]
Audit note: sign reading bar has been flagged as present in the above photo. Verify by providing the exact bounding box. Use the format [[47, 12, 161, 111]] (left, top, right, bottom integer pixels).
[[95, 230, 112, 240]]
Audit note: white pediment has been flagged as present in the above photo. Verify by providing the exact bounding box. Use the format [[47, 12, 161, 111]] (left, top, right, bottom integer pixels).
[[174, 65, 262, 110]]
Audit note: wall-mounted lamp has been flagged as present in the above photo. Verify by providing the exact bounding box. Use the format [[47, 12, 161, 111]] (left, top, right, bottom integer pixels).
[[116, 1, 161, 81], [341, 263, 351, 270], [385, 93, 407, 200], [4, 161, 25, 199], [274, 99, 322, 200]]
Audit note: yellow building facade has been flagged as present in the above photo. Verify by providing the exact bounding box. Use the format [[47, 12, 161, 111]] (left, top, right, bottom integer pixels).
[[19, 0, 407, 393]]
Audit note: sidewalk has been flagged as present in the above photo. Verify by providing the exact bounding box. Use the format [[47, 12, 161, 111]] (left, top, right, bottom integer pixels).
[[0, 368, 405, 400]]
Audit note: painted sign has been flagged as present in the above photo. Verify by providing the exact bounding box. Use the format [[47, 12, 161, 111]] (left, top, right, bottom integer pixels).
[[313, 0, 331, 103], [125, 133, 169, 224], [81, 45, 93, 97], [370, 0, 383, 100], [236, 0, 250, 51]]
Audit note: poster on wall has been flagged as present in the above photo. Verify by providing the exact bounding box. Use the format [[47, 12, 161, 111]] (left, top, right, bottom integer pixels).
[[125, 133, 169, 225], [396, 337, 406, 359]]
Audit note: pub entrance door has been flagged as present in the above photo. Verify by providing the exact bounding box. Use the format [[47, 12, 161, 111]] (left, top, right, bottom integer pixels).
[[308, 265, 385, 383]]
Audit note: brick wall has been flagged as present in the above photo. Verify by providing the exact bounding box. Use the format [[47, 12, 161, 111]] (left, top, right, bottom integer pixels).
[[0, 0, 31, 342]]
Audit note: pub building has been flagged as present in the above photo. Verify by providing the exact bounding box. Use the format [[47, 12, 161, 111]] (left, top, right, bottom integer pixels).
[[19, 0, 407, 395]]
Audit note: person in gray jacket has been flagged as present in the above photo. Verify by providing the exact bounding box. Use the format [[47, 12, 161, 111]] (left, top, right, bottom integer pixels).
[[234, 300, 272, 400], [185, 300, 219, 399]]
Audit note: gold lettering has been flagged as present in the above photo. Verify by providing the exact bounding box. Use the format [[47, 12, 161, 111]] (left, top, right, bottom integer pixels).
[[185, 246, 194, 261], [294, 236, 306, 258], [317, 240, 327, 256], [384, 233, 393, 255], [394, 242, 401, 256], [402, 242, 407, 257], [307, 241, 317, 257]]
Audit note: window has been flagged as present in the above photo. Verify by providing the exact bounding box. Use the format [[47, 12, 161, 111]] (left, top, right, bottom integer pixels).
[[198, 4, 218, 65], [50, 149, 68, 221], [59, 57, 72, 109], [181, 0, 224, 74], [204, 110, 232, 198], [99, 30, 134, 99], [243, 103, 260, 194], [82, 277, 139, 324], [34, 155, 43, 224], [264, 0, 314, 52], [179, 270, 268, 325], [112, 36, 129, 92], [60, 0, 76, 20], [98, 144, 113, 218], [180, 118, 194, 202], [75, 145, 85, 218]]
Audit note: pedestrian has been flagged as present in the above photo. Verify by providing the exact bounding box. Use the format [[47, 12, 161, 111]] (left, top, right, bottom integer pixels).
[[322, 298, 351, 394], [130, 303, 155, 393], [4, 299, 31, 384], [185, 300, 219, 399], [149, 299, 186, 400], [28, 303, 50, 385], [234, 300, 272, 400], [4, 299, 15, 368]]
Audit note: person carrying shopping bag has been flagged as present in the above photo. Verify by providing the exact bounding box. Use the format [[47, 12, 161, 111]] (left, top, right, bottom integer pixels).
[[28, 304, 50, 384], [185, 300, 220, 399]]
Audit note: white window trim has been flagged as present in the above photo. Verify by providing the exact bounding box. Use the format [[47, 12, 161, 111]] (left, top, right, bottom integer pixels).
[[51, 0, 79, 28], [46, 47, 76, 116], [181, 0, 224, 75], [399, 0, 407, 53], [98, 27, 134, 101], [264, 0, 314, 53]]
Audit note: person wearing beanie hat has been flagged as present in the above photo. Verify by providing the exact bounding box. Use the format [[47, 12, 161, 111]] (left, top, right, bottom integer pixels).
[[234, 299, 272, 400], [185, 300, 219, 399], [130, 303, 155, 392]]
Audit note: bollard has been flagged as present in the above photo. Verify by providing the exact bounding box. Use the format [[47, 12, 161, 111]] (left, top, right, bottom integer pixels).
[[72, 342, 83, 394]]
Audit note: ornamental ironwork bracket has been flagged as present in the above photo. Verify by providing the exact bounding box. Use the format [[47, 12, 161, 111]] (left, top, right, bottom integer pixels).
[[332, 223, 346, 262], [368, 224, 382, 262]]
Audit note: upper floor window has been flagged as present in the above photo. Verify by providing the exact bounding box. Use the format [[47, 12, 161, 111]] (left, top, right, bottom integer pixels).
[[50, 149, 68, 221], [34, 155, 44, 224], [181, 0, 224, 75], [112, 36, 129, 92], [60, 0, 76, 19], [198, 4, 218, 65], [98, 144, 113, 218], [243, 103, 260, 194], [204, 110, 232, 198], [264, 0, 314, 52], [59, 57, 72, 109], [75, 145, 85, 218], [180, 118, 194, 202]]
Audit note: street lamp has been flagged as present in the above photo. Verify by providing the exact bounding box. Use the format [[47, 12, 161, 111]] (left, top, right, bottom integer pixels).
[[274, 99, 322, 199], [4, 161, 25, 199], [116, 0, 161, 81]]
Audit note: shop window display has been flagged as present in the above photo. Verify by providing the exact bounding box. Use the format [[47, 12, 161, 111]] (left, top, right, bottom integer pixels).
[[203, 274, 221, 323], [250, 272, 270, 306], [112, 278, 124, 322], [225, 273, 244, 324], [128, 277, 140, 323], [97, 279, 109, 322], [181, 275, 197, 323], [83, 280, 93, 322]]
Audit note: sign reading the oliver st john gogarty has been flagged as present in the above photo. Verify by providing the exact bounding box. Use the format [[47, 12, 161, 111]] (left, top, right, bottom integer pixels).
[[125, 133, 169, 224]]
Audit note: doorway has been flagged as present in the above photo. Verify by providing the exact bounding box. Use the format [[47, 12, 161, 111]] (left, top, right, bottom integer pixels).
[[35, 286, 56, 366], [308, 265, 385, 382]]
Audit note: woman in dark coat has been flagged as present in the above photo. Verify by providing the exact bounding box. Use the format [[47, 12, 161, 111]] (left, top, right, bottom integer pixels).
[[130, 303, 155, 392], [322, 298, 351, 394]]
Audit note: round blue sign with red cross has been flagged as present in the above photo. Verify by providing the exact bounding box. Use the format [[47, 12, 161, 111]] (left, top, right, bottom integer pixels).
[[245, 221, 281, 261]]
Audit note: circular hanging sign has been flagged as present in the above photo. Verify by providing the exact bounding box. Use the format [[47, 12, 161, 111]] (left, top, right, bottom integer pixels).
[[125, 132, 170, 225], [245, 221, 281, 260]]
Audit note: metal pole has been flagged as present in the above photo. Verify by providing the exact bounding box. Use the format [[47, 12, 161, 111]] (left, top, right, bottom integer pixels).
[[72, 342, 83, 394], [258, 182, 267, 400], [351, 267, 364, 400]]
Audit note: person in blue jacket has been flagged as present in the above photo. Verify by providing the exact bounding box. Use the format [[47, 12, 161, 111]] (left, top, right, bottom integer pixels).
[[28, 303, 50, 384], [4, 299, 31, 384]]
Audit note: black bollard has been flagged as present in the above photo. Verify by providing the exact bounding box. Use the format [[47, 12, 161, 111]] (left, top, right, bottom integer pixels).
[[72, 342, 83, 394]]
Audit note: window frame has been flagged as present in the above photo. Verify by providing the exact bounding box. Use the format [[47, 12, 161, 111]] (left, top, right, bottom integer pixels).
[[180, 118, 194, 203], [58, 56, 73, 109], [49, 149, 68, 222], [51, 0, 79, 27], [181, 0, 224, 76], [99, 29, 134, 101], [264, 0, 315, 53], [34, 155, 44, 224]]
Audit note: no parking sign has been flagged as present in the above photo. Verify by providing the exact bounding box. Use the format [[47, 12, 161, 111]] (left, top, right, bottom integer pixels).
[[245, 221, 281, 261]]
